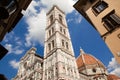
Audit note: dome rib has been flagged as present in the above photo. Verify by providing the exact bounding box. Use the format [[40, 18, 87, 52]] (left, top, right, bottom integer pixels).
[[76, 51, 106, 69]]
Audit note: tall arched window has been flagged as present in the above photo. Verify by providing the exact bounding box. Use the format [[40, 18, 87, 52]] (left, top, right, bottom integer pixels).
[[50, 15, 53, 24], [63, 29, 66, 34], [52, 40, 54, 48], [49, 30, 51, 36], [52, 27, 54, 34], [59, 14, 62, 23], [48, 43, 51, 51], [66, 42, 69, 49], [62, 39, 65, 47]]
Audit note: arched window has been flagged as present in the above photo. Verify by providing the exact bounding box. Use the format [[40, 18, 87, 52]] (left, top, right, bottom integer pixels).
[[59, 14, 63, 23], [63, 29, 66, 34], [60, 26, 62, 32], [48, 43, 51, 51], [66, 42, 69, 49], [52, 27, 54, 33], [52, 40, 54, 48], [50, 15, 53, 24], [49, 30, 51, 36], [62, 39, 65, 47]]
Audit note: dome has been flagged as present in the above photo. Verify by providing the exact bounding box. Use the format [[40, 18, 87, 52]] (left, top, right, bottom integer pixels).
[[76, 49, 105, 69]]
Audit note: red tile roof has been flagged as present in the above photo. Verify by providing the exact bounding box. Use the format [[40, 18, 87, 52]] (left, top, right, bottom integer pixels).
[[76, 54, 105, 69], [107, 74, 120, 80]]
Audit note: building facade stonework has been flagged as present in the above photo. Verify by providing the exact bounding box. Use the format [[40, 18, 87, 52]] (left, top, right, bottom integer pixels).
[[13, 48, 43, 80], [43, 5, 80, 80], [13, 6, 120, 80]]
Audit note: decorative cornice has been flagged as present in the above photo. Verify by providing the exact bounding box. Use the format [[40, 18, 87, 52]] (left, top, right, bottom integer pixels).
[[46, 5, 65, 15]]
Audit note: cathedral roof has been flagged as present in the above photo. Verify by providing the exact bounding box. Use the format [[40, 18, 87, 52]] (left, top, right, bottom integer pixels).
[[76, 49, 105, 69], [107, 74, 120, 80]]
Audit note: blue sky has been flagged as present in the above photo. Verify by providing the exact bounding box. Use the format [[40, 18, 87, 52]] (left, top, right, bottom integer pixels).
[[0, 0, 120, 79]]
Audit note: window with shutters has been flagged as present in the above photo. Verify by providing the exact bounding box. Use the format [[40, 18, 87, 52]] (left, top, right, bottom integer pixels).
[[92, 1, 108, 16], [102, 10, 120, 32]]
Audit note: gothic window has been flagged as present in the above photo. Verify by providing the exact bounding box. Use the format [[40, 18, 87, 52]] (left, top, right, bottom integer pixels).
[[62, 39, 65, 47], [59, 14, 63, 23], [50, 15, 53, 24], [102, 10, 120, 32], [48, 43, 51, 51], [92, 1, 108, 15], [52, 27, 54, 34], [63, 29, 66, 34], [52, 40, 54, 48], [66, 42, 69, 49], [49, 30, 51, 36], [60, 26, 62, 32]]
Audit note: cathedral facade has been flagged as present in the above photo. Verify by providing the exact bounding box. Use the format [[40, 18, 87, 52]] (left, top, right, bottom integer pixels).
[[13, 6, 120, 80]]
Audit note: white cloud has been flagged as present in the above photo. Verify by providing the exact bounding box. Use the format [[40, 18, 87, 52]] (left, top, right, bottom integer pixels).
[[3, 31, 25, 55], [9, 60, 19, 69], [4, 44, 13, 54], [3, 31, 15, 43], [4, 43, 24, 55], [107, 58, 120, 76], [14, 49, 24, 55], [67, 11, 82, 24], [75, 15, 82, 23], [23, 0, 82, 47], [24, 9, 46, 47], [23, 0, 80, 47], [41, 0, 76, 14]]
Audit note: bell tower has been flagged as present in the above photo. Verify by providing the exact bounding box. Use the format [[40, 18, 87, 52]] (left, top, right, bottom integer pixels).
[[43, 5, 80, 80]]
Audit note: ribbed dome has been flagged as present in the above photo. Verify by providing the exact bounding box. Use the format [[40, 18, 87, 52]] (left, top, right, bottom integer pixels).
[[76, 49, 105, 69]]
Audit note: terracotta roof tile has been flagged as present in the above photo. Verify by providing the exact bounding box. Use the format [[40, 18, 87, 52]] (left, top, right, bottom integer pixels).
[[107, 74, 120, 80], [76, 54, 105, 69]]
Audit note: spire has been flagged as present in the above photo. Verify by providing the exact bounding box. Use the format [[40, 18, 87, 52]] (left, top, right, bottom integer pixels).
[[80, 47, 85, 55]]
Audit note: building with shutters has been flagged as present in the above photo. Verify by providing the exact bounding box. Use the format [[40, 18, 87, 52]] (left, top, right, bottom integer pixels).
[[74, 0, 120, 64]]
